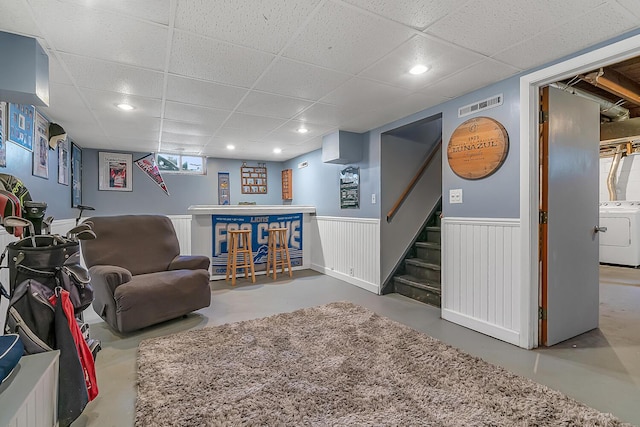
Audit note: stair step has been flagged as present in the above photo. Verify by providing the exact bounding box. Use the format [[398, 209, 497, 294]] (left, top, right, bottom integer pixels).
[[425, 226, 441, 232], [394, 275, 441, 307], [415, 241, 441, 250], [405, 258, 440, 270], [405, 258, 441, 282], [423, 226, 441, 244]]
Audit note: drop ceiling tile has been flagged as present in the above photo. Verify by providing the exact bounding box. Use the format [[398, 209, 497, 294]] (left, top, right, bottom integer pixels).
[[493, 4, 640, 70], [254, 57, 351, 101], [81, 89, 162, 117], [223, 113, 286, 133], [165, 75, 248, 110], [175, 0, 321, 54], [420, 60, 520, 99], [616, 0, 640, 19], [162, 119, 217, 136], [292, 103, 348, 127], [426, 0, 607, 57], [38, 83, 93, 124], [361, 35, 485, 90], [170, 30, 275, 88], [159, 142, 203, 154], [263, 121, 334, 144], [59, 53, 164, 98], [104, 137, 158, 152], [342, 0, 467, 30], [60, 0, 171, 25], [164, 102, 231, 128], [48, 52, 74, 85], [236, 91, 313, 119], [161, 132, 211, 145], [381, 92, 449, 124], [215, 126, 270, 142], [0, 1, 41, 37], [282, 1, 414, 74], [30, 0, 168, 70], [320, 77, 412, 113], [100, 115, 161, 140]]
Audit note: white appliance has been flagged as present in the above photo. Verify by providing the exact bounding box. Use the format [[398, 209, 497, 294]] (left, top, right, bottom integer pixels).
[[599, 201, 640, 267]]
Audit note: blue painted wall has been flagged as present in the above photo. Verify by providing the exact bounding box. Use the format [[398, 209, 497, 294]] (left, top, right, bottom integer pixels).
[[81, 149, 285, 216], [1, 139, 76, 220]]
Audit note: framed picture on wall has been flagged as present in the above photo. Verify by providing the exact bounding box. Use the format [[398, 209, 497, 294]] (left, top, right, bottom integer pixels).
[[71, 142, 82, 207], [0, 102, 7, 167], [99, 151, 132, 191], [33, 111, 49, 179], [8, 103, 34, 151], [58, 138, 69, 185]]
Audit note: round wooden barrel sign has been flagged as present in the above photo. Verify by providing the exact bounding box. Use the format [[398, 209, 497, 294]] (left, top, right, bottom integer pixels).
[[447, 117, 509, 180]]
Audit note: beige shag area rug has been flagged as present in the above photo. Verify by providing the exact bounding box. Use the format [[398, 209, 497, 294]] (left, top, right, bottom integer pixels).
[[136, 302, 629, 426]]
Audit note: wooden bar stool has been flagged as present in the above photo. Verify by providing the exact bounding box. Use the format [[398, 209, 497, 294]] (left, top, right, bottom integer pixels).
[[266, 227, 292, 279], [225, 229, 255, 285]]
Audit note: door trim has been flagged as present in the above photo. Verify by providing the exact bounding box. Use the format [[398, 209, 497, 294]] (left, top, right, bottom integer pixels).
[[519, 33, 640, 349]]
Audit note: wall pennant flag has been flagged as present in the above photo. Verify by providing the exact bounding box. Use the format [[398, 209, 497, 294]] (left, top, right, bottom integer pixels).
[[135, 153, 170, 196]]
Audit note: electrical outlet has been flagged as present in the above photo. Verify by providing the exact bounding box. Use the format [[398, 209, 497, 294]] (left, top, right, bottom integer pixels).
[[349, 267, 354, 276], [449, 188, 463, 204], [371, 193, 376, 204]]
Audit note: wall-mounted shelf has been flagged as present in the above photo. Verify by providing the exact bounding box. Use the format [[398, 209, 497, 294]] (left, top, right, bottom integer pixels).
[[241, 163, 267, 194], [282, 168, 292, 200]]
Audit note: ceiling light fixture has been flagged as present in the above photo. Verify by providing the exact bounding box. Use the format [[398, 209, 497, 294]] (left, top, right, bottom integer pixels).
[[297, 127, 309, 134], [226, 144, 235, 150], [409, 64, 429, 75], [273, 148, 282, 154], [117, 103, 135, 111]]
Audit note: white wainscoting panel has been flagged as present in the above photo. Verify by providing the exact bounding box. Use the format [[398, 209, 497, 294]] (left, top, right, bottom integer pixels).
[[168, 215, 192, 255], [310, 216, 380, 294], [441, 217, 521, 346]]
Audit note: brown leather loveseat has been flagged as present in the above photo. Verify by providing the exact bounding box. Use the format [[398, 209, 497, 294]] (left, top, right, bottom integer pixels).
[[80, 215, 211, 333]]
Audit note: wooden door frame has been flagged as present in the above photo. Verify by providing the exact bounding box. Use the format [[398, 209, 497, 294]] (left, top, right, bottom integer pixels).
[[519, 34, 640, 349]]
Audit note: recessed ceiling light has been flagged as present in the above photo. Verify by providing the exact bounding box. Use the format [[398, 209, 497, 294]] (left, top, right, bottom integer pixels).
[[117, 103, 135, 111], [226, 144, 235, 150], [273, 148, 282, 154], [409, 64, 429, 75], [297, 127, 309, 134]]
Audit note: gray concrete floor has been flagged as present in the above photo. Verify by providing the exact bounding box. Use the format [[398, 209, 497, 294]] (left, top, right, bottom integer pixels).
[[71, 267, 640, 426]]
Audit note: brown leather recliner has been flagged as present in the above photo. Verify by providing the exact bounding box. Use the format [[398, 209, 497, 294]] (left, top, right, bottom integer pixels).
[[80, 215, 211, 333]]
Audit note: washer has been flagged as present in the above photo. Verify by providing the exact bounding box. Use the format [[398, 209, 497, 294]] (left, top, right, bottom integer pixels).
[[599, 201, 640, 267]]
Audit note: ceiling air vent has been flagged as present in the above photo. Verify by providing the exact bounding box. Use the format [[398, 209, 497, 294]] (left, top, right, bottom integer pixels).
[[458, 93, 503, 118]]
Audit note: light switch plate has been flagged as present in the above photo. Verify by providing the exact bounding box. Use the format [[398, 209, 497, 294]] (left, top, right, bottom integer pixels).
[[449, 188, 463, 204], [371, 193, 376, 204]]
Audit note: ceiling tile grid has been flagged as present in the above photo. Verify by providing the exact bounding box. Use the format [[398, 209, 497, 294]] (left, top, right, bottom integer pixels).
[[1, 0, 639, 160]]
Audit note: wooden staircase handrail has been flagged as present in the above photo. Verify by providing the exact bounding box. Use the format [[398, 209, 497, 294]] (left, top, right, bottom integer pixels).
[[386, 138, 442, 223]]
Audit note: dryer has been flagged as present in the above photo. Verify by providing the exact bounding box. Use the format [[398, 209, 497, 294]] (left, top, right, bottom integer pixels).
[[599, 201, 640, 267]]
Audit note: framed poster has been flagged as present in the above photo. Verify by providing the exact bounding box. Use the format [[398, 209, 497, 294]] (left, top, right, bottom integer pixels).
[[218, 172, 230, 205], [58, 138, 69, 185], [340, 166, 360, 209], [71, 142, 82, 207], [99, 152, 132, 191], [33, 111, 49, 178], [8, 103, 35, 151], [0, 102, 6, 167]]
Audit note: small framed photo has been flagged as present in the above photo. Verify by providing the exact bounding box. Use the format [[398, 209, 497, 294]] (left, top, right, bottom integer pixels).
[[71, 142, 82, 207], [99, 151, 132, 191], [33, 111, 49, 179], [8, 103, 35, 151], [58, 138, 69, 185]]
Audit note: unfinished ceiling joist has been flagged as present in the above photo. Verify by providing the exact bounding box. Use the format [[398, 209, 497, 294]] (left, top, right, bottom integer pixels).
[[582, 67, 640, 106]]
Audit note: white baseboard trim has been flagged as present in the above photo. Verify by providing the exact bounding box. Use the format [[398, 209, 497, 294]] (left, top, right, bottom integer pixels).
[[442, 308, 520, 346], [311, 263, 379, 294]]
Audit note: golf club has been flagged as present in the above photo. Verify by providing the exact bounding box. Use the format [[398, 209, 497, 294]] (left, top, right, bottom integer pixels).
[[3, 216, 36, 247], [66, 223, 92, 239], [74, 230, 97, 241], [42, 216, 54, 234], [75, 205, 95, 226]]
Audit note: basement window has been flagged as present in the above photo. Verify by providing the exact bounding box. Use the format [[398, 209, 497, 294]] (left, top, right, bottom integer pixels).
[[156, 153, 206, 175]]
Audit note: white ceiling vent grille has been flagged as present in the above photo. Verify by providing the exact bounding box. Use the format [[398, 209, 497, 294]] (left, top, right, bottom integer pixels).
[[458, 93, 503, 118]]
